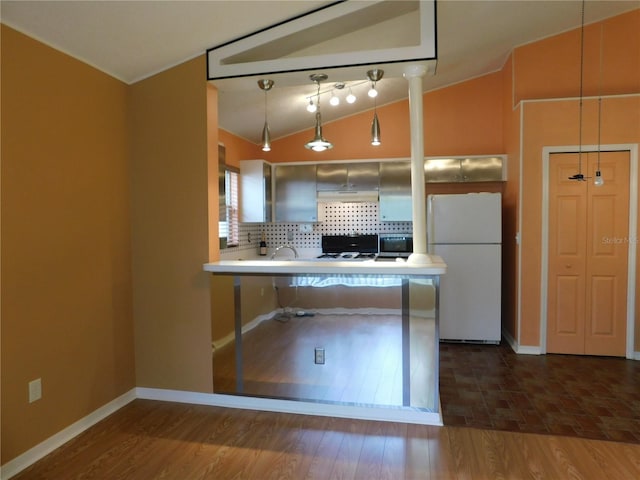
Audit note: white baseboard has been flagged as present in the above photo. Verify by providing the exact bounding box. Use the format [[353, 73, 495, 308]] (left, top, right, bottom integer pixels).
[[502, 329, 542, 355], [0, 389, 136, 480], [634, 351, 640, 361], [136, 387, 443, 426]]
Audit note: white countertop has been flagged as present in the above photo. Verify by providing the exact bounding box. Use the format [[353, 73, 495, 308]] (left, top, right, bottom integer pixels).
[[203, 255, 446, 276]]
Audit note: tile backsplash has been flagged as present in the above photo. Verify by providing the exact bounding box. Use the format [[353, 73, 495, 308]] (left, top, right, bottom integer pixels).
[[225, 202, 412, 255]]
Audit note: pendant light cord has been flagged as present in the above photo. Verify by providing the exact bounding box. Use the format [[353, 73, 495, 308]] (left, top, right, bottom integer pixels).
[[597, 24, 604, 172], [577, 0, 585, 175]]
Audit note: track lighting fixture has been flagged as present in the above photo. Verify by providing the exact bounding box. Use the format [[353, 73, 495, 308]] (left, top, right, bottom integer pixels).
[[257, 79, 274, 152]]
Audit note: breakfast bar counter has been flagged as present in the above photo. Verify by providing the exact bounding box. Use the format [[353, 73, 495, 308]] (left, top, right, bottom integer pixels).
[[204, 255, 446, 425]]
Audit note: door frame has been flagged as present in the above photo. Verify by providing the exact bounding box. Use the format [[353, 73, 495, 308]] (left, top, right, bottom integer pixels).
[[540, 143, 638, 359]]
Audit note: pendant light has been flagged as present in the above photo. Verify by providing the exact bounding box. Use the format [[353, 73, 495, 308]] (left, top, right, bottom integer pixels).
[[367, 69, 384, 146], [258, 79, 274, 152], [304, 74, 333, 152]]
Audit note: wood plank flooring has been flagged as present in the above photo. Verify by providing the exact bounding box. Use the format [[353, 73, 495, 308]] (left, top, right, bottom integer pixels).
[[213, 313, 436, 409], [12, 399, 640, 479]]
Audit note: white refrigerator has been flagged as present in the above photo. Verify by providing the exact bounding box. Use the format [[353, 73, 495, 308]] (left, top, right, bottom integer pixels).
[[427, 193, 501, 343]]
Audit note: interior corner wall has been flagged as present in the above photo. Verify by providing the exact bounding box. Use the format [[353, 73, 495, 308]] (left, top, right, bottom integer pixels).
[[500, 53, 521, 343], [1, 25, 134, 463], [129, 56, 213, 393]]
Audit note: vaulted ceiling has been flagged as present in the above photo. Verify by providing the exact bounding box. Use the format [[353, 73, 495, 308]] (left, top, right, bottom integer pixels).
[[2, 1, 637, 144]]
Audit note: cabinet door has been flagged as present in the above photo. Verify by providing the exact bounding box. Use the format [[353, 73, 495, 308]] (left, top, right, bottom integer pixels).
[[424, 158, 461, 183], [460, 157, 503, 182], [275, 164, 318, 222], [316, 163, 348, 191], [240, 160, 272, 223], [379, 161, 412, 221], [347, 162, 379, 190]]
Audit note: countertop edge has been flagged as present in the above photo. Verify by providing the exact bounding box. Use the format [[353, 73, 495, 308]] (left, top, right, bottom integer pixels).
[[202, 257, 447, 275]]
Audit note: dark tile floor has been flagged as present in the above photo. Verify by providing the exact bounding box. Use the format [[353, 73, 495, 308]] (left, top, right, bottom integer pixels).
[[439, 341, 640, 444]]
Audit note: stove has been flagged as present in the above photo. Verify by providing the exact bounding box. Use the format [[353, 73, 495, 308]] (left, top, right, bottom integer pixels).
[[317, 235, 378, 261]]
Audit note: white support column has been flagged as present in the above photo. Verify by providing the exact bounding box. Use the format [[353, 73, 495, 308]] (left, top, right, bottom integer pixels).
[[403, 64, 431, 264]]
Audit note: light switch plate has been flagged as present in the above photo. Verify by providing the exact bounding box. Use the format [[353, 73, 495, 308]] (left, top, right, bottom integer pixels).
[[314, 347, 325, 364]]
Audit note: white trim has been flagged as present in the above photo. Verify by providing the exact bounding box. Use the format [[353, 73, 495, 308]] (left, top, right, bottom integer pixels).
[[634, 351, 640, 361], [516, 105, 524, 349], [503, 329, 542, 355], [0, 389, 136, 480], [136, 388, 442, 426], [1, 384, 442, 478], [541, 144, 638, 360]]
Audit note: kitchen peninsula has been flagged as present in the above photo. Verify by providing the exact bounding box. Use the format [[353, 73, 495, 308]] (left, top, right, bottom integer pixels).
[[204, 255, 447, 424]]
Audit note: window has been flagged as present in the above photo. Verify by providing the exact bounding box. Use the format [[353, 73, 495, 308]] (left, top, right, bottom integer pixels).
[[221, 169, 239, 247]]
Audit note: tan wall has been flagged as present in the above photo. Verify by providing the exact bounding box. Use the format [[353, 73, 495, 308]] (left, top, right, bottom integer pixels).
[[1, 25, 134, 462], [128, 57, 214, 392]]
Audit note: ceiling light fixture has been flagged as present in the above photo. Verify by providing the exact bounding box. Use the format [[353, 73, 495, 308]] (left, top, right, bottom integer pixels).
[[306, 98, 317, 113], [367, 69, 384, 146], [346, 87, 356, 104], [304, 74, 333, 152], [258, 79, 274, 152], [367, 68, 383, 98]]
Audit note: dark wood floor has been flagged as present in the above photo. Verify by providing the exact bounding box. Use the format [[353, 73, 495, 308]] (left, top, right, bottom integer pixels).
[[13, 399, 640, 479], [440, 341, 640, 443]]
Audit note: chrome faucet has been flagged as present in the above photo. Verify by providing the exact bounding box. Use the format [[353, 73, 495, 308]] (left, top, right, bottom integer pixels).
[[270, 244, 298, 260]]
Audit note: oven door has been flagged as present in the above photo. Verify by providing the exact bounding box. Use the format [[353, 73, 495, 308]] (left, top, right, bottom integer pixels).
[[378, 235, 413, 258]]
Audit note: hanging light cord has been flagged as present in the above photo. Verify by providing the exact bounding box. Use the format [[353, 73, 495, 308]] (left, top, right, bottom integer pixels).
[[577, 0, 585, 176], [263, 89, 268, 123], [597, 24, 604, 173]]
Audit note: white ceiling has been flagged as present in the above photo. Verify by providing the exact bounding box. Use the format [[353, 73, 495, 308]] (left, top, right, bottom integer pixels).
[[2, 0, 638, 145]]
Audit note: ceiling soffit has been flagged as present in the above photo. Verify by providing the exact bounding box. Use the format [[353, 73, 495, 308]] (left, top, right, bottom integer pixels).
[[206, 0, 436, 80]]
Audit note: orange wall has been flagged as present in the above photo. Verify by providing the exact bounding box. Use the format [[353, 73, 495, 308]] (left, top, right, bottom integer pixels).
[[519, 96, 640, 348], [514, 9, 640, 104], [1, 25, 134, 462], [501, 53, 521, 342], [129, 57, 214, 393], [219, 129, 262, 169], [260, 71, 504, 162], [513, 9, 640, 350]]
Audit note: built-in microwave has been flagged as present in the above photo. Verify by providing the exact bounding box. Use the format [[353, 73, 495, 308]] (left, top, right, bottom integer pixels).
[[378, 234, 413, 258]]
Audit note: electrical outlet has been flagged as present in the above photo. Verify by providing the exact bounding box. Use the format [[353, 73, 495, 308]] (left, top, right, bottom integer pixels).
[[287, 230, 294, 241], [29, 378, 42, 403], [314, 347, 325, 365]]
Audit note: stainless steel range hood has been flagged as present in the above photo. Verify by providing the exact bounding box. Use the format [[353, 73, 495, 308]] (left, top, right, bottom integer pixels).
[[317, 190, 379, 203]]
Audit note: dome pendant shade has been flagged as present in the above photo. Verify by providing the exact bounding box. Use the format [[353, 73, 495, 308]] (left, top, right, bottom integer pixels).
[[371, 112, 381, 146], [261, 121, 271, 152], [305, 112, 333, 152]]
